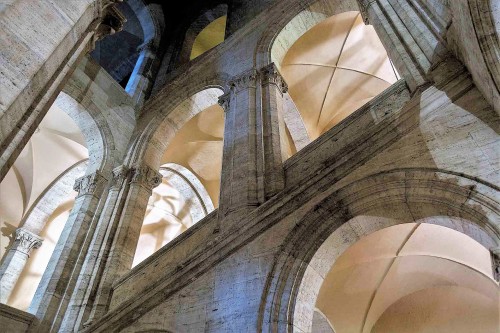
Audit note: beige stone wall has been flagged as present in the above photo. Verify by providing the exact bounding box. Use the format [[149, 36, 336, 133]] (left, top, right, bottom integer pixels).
[[0, 0, 498, 332]]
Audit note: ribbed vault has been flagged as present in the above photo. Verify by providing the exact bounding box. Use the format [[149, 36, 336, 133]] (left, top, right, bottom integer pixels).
[[316, 223, 498, 333], [281, 11, 399, 139]]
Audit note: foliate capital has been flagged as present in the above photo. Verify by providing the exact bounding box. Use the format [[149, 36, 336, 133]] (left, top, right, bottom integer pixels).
[[111, 165, 130, 189], [74, 171, 107, 198], [260, 63, 288, 94], [229, 69, 258, 92], [218, 93, 231, 112], [130, 165, 162, 190], [14, 228, 43, 256]]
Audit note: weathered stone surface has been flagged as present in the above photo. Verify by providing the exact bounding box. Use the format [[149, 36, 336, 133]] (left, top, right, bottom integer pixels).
[[0, 0, 498, 332]]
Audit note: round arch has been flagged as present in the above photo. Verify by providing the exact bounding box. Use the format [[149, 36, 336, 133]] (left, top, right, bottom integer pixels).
[[177, 3, 228, 64], [254, 0, 358, 68], [56, 92, 116, 175], [159, 163, 215, 226], [124, 72, 230, 169], [258, 168, 500, 332]]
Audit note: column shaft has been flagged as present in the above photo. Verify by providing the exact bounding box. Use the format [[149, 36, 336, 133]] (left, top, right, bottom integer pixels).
[[29, 171, 107, 333], [0, 228, 42, 303]]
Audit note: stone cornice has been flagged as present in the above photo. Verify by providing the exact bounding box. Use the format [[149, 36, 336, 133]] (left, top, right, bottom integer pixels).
[[260, 63, 288, 94], [130, 165, 162, 190], [73, 171, 107, 198], [14, 228, 43, 256]]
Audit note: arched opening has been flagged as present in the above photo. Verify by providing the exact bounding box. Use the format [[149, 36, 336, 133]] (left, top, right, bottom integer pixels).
[[0, 99, 89, 310], [269, 2, 400, 157], [312, 221, 498, 333], [91, 1, 144, 88], [90, 0, 164, 105], [190, 15, 227, 60], [133, 88, 224, 266], [174, 3, 228, 64], [259, 168, 500, 332]]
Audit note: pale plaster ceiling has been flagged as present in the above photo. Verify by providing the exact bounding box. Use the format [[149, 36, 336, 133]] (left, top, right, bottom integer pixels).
[[0, 103, 88, 310], [190, 15, 227, 60], [316, 223, 499, 333], [0, 104, 88, 258], [281, 11, 399, 140]]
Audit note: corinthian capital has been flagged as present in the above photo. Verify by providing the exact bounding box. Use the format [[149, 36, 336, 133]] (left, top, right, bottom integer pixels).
[[260, 63, 288, 94], [130, 165, 162, 190], [111, 165, 130, 189], [73, 171, 107, 198], [229, 69, 258, 92], [14, 228, 43, 256]]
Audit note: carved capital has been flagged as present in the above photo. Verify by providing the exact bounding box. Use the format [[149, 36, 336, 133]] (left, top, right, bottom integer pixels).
[[260, 63, 288, 94], [492, 247, 500, 281], [130, 165, 162, 190], [74, 171, 107, 198], [111, 165, 130, 189], [13, 228, 43, 256], [229, 69, 258, 92], [218, 92, 231, 112]]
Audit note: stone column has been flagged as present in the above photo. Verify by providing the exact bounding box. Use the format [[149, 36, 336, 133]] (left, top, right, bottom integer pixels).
[[29, 171, 107, 332], [218, 64, 288, 225], [218, 69, 261, 222], [87, 164, 161, 321], [0, 228, 42, 303], [125, 40, 160, 108], [59, 166, 131, 332]]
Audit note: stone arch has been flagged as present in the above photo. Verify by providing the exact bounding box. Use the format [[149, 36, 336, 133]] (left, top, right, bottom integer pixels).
[[127, 0, 165, 49], [124, 0, 165, 104], [177, 3, 229, 65], [56, 92, 116, 175], [19, 161, 88, 235], [125, 73, 230, 169], [258, 168, 500, 332], [254, 0, 358, 69]]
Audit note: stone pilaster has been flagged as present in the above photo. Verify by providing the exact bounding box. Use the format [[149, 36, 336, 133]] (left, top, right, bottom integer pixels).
[[0, 228, 43, 303], [218, 69, 260, 222], [29, 170, 108, 332], [218, 64, 288, 224], [260, 63, 288, 199]]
